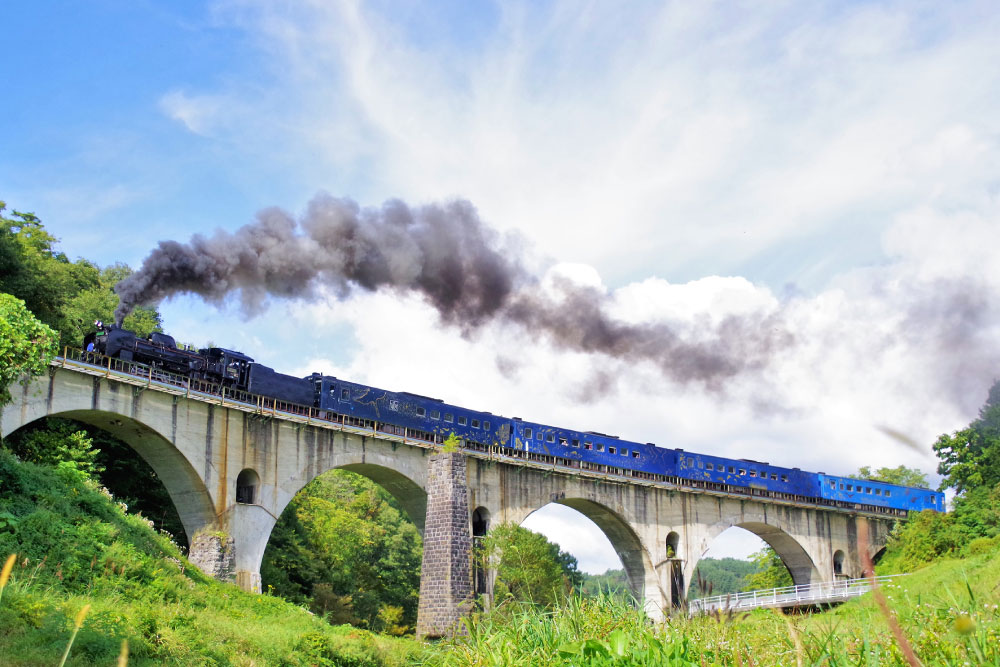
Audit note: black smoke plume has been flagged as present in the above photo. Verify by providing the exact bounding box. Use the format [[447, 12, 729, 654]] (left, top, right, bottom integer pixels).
[[115, 193, 791, 388]]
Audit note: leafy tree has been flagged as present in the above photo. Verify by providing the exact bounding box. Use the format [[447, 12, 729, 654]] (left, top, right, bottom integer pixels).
[[61, 263, 162, 344], [742, 546, 793, 591], [0, 293, 59, 406], [0, 203, 100, 344], [933, 380, 1000, 495], [3, 418, 103, 476], [579, 568, 630, 597], [850, 465, 930, 489], [878, 381, 1000, 573], [478, 523, 581, 607], [441, 432, 461, 453], [261, 470, 423, 631], [0, 202, 161, 347], [687, 557, 757, 598], [3, 417, 188, 545]]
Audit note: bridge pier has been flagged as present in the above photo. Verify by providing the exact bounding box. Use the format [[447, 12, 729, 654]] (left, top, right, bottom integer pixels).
[[416, 451, 473, 638]]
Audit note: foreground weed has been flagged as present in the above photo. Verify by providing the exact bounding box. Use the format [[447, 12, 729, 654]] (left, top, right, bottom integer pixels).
[[57, 602, 91, 667], [0, 552, 14, 605]]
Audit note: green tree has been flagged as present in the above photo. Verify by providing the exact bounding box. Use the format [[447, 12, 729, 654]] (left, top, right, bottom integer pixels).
[[742, 546, 793, 591], [0, 202, 161, 347], [0, 293, 59, 406], [441, 432, 461, 453], [0, 203, 100, 344], [850, 465, 930, 489], [61, 263, 162, 345], [933, 380, 1000, 495], [688, 557, 757, 598], [3, 417, 188, 543], [478, 523, 581, 607], [3, 418, 104, 476], [261, 470, 423, 631]]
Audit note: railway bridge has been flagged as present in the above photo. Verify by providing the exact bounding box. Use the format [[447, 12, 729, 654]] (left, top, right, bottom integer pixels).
[[1, 354, 896, 636]]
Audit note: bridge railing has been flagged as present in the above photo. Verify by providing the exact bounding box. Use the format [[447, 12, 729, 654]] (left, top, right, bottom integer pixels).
[[687, 574, 905, 614], [48, 350, 911, 520]]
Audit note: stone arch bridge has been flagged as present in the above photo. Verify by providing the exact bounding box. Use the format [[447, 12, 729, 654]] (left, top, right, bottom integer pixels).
[[1, 358, 896, 636]]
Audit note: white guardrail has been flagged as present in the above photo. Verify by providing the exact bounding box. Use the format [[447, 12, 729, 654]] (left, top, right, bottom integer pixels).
[[688, 574, 905, 614]]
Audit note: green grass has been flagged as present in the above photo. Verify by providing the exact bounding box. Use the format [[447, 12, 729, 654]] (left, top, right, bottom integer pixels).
[[3, 444, 999, 665], [430, 551, 1000, 666], [0, 449, 423, 665]]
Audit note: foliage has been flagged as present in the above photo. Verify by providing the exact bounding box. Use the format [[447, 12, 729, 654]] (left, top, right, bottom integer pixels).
[[0, 293, 59, 406], [261, 470, 423, 632], [432, 549, 1000, 666], [441, 432, 462, 453], [933, 379, 1000, 495], [0, 202, 160, 347], [850, 465, 930, 489], [874, 381, 1000, 575], [742, 546, 793, 591], [579, 568, 630, 598], [687, 558, 757, 598], [3, 419, 104, 477], [0, 448, 420, 665], [478, 523, 582, 608], [3, 417, 187, 546]]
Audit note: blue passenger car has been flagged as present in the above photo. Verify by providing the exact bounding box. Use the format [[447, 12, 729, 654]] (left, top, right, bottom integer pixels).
[[314, 376, 509, 447], [817, 474, 944, 511], [672, 451, 819, 497]]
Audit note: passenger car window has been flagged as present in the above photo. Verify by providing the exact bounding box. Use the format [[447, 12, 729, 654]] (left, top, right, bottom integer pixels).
[[444, 413, 453, 423], [458, 416, 467, 426]]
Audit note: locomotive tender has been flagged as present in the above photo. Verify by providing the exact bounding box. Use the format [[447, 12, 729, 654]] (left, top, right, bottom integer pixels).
[[83, 324, 945, 515]]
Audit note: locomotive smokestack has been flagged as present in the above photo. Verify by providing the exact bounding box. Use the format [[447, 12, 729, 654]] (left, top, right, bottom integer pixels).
[[115, 193, 791, 389]]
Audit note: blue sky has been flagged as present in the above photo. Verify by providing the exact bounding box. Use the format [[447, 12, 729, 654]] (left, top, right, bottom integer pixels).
[[4, 1, 1000, 570]]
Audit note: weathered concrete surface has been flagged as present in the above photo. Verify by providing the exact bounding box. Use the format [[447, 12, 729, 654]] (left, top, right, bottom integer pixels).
[[466, 459, 893, 620], [1, 366, 431, 593], [2, 364, 896, 623]]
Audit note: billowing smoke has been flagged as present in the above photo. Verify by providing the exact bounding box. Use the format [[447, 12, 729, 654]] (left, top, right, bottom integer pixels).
[[115, 193, 791, 388]]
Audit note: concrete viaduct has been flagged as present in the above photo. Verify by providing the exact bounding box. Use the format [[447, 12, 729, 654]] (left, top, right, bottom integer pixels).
[[1, 357, 895, 636]]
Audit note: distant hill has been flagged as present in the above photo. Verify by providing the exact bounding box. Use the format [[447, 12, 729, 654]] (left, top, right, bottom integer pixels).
[[687, 557, 756, 598], [578, 557, 756, 601]]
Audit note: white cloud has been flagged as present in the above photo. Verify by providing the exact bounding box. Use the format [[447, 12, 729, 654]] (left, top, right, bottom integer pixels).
[[159, 90, 227, 136], [147, 1, 1000, 567]]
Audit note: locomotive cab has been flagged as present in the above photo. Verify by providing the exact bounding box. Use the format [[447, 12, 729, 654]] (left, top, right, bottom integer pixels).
[[199, 348, 254, 387]]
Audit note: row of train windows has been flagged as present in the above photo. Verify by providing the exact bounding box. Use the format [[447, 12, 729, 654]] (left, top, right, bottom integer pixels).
[[413, 406, 490, 431], [522, 427, 637, 457], [687, 457, 790, 482], [829, 480, 890, 497], [556, 436, 641, 459]]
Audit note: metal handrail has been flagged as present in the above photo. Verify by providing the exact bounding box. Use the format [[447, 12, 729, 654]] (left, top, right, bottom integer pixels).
[[48, 350, 913, 519], [688, 573, 907, 614]]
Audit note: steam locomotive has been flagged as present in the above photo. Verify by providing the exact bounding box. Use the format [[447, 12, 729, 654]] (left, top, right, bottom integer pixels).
[[83, 324, 945, 515]]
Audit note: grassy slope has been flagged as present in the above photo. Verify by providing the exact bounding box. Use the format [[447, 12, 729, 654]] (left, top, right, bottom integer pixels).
[[0, 450, 424, 666], [433, 550, 1000, 666], [3, 444, 997, 665]]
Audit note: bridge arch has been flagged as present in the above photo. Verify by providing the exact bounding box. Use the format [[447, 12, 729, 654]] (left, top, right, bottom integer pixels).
[[516, 497, 660, 617], [3, 409, 217, 547], [691, 518, 821, 592]]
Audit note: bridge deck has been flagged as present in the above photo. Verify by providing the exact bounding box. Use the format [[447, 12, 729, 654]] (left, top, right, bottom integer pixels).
[[688, 574, 904, 614], [47, 350, 903, 521]]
